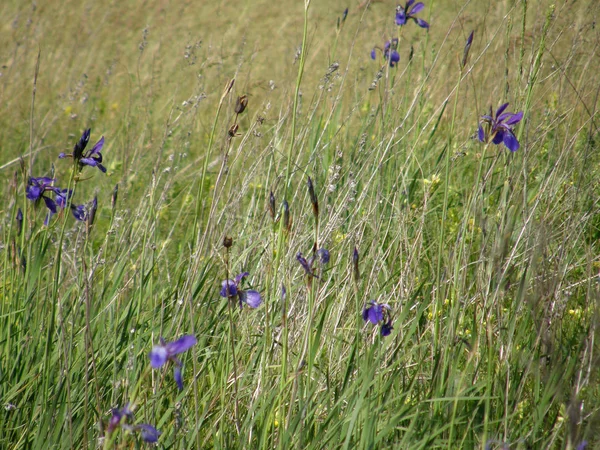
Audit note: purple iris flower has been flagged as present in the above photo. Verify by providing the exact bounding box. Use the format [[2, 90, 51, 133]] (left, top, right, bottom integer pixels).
[[149, 335, 197, 390], [219, 272, 262, 309], [107, 404, 160, 443], [107, 404, 134, 433], [43, 188, 86, 224], [220, 272, 262, 309], [396, 1, 429, 29], [26, 177, 60, 213], [59, 129, 107, 173], [136, 424, 161, 443], [478, 103, 524, 152], [371, 39, 400, 67], [362, 300, 384, 324], [362, 300, 393, 337]]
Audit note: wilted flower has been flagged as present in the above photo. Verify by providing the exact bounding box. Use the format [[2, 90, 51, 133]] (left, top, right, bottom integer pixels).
[[307, 176, 319, 219], [234, 95, 248, 115], [396, 1, 429, 29], [461, 31, 474, 69], [353, 247, 360, 282], [371, 39, 400, 67], [220, 272, 262, 309], [16, 208, 23, 235], [297, 248, 329, 279], [362, 300, 394, 337], [149, 335, 197, 390], [282, 199, 291, 232], [478, 103, 524, 152], [59, 129, 107, 173]]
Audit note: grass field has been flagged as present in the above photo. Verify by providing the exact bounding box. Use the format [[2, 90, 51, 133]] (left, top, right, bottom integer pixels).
[[1, 0, 600, 448]]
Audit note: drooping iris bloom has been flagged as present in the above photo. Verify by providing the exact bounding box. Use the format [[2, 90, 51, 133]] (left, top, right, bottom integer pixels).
[[107, 404, 161, 443], [362, 300, 394, 337], [370, 38, 400, 67], [149, 335, 197, 390], [59, 128, 107, 173], [396, 1, 429, 29], [220, 272, 262, 309], [478, 103, 524, 152], [297, 247, 330, 279], [136, 424, 161, 443]]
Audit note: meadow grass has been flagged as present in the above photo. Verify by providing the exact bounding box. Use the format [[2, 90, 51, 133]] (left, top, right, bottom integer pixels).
[[1, 0, 600, 448]]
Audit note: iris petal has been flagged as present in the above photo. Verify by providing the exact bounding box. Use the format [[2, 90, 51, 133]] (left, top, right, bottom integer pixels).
[[137, 424, 161, 443], [242, 290, 262, 308], [174, 365, 184, 390], [409, 2, 425, 14], [166, 335, 197, 356], [478, 125, 485, 142], [220, 279, 238, 297], [503, 131, 520, 152], [149, 346, 168, 368], [416, 18, 429, 29], [504, 111, 523, 126]]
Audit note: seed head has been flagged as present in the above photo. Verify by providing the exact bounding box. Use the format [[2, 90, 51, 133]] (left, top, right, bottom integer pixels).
[[235, 95, 248, 115]]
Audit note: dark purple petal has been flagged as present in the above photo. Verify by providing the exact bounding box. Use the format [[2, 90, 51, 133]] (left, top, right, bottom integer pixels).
[[317, 248, 330, 264], [297, 252, 312, 274], [480, 114, 494, 122], [97, 163, 107, 173], [504, 111, 523, 126], [55, 189, 73, 209], [88, 136, 105, 156], [395, 11, 407, 25], [415, 18, 429, 28], [363, 301, 383, 324], [466, 30, 474, 47], [370, 48, 376, 60], [174, 365, 184, 390], [165, 335, 197, 356], [107, 408, 123, 433], [381, 320, 393, 336], [220, 279, 238, 297], [478, 125, 485, 142], [235, 272, 250, 285], [136, 424, 161, 443], [389, 50, 400, 66], [503, 131, 520, 152], [409, 2, 425, 15], [149, 345, 168, 368], [496, 112, 513, 124], [492, 130, 504, 145], [495, 103, 509, 119], [73, 128, 91, 159], [58, 152, 67, 159], [43, 196, 57, 214], [406, 0, 416, 7], [71, 204, 86, 221], [26, 185, 43, 201], [80, 157, 98, 167], [241, 290, 262, 308]]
